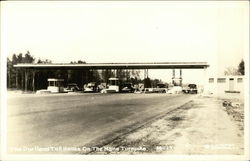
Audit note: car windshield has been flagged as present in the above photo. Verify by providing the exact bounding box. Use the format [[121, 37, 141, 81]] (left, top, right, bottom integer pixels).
[[157, 84, 166, 88], [188, 84, 197, 88], [124, 83, 132, 88]]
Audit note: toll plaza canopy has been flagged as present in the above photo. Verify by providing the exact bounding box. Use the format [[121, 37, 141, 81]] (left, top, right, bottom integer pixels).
[[13, 62, 209, 92], [14, 62, 209, 69]]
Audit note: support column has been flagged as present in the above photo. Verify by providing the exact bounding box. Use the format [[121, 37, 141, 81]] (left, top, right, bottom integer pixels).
[[115, 69, 117, 78], [32, 70, 36, 92], [21, 71, 24, 90], [172, 69, 175, 85], [126, 69, 129, 81], [16, 70, 18, 89], [81, 70, 84, 87], [90, 69, 93, 81], [104, 69, 108, 83], [203, 67, 207, 93], [180, 69, 182, 86], [24, 69, 28, 92], [85, 69, 88, 83]]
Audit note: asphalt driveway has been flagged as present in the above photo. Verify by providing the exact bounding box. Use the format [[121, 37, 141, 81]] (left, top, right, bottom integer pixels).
[[7, 93, 193, 154]]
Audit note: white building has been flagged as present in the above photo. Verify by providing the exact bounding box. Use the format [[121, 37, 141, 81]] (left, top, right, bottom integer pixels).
[[205, 75, 244, 96], [47, 78, 64, 93]]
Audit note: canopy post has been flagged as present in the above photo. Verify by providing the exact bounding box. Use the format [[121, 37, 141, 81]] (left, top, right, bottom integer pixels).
[[24, 69, 28, 92], [32, 69, 36, 92]]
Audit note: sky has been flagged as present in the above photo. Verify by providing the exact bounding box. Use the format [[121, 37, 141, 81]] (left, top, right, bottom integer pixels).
[[1, 1, 249, 84]]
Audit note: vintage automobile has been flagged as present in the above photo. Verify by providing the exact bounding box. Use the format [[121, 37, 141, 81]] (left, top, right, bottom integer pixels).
[[64, 83, 81, 92], [83, 82, 98, 93], [154, 83, 168, 93], [121, 83, 134, 93], [182, 84, 198, 94], [167, 86, 183, 94]]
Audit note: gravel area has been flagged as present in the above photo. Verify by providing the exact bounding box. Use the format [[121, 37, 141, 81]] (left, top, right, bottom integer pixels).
[[91, 96, 244, 155]]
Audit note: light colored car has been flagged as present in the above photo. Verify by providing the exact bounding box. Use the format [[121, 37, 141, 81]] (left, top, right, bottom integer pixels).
[[154, 83, 168, 93], [167, 86, 182, 94], [84, 82, 98, 93], [144, 88, 154, 93]]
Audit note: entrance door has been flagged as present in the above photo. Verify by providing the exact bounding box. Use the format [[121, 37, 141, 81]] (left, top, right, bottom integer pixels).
[[229, 78, 234, 91]]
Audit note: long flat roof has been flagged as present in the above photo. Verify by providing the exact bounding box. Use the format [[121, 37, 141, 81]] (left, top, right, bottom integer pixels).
[[14, 62, 209, 69]]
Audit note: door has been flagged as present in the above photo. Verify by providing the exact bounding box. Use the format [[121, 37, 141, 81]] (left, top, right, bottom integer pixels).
[[229, 78, 234, 91]]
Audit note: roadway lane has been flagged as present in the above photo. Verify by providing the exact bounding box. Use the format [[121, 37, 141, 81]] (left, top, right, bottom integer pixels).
[[7, 93, 193, 153]]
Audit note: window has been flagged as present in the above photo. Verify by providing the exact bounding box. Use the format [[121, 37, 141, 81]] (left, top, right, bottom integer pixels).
[[58, 81, 63, 87], [229, 78, 234, 80], [237, 78, 243, 83], [209, 78, 214, 83], [217, 78, 226, 83], [110, 80, 116, 85], [49, 81, 55, 86]]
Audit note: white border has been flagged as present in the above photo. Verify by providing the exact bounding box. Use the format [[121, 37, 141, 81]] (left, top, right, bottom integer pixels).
[[1, 1, 249, 161]]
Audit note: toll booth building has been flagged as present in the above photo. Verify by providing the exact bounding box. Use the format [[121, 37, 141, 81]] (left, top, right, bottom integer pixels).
[[206, 76, 244, 96], [47, 78, 64, 93]]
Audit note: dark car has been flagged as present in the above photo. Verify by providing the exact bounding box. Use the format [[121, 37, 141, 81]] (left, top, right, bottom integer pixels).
[[65, 83, 81, 92], [154, 83, 168, 93], [183, 84, 197, 94], [121, 83, 134, 93]]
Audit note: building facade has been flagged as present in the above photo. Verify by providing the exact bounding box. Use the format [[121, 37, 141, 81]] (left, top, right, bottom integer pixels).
[[205, 76, 244, 96]]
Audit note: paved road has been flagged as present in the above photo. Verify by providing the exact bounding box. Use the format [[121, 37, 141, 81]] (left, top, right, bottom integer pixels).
[[7, 93, 193, 153]]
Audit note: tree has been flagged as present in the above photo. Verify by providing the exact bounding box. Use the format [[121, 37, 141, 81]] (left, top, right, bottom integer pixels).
[[224, 67, 240, 76], [7, 52, 36, 90], [67, 60, 89, 87], [17, 53, 23, 63], [12, 54, 18, 64], [144, 77, 151, 88], [151, 79, 162, 88], [7, 58, 12, 88], [12, 54, 19, 88], [23, 51, 35, 63], [77, 60, 86, 64], [101, 69, 113, 83], [238, 60, 244, 75], [37, 58, 52, 64], [224, 60, 245, 76]]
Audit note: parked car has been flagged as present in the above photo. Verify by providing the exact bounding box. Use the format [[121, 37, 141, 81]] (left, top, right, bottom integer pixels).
[[144, 88, 154, 93], [83, 82, 98, 93], [167, 86, 182, 94], [64, 83, 81, 92], [121, 83, 134, 93], [154, 83, 168, 93], [182, 84, 198, 94]]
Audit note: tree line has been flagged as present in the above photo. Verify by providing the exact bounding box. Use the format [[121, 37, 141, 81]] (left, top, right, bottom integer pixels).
[[224, 60, 245, 76], [7, 51, 150, 91]]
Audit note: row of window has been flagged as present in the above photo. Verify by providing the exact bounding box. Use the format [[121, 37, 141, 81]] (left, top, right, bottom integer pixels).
[[209, 78, 243, 83], [48, 81, 63, 87]]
